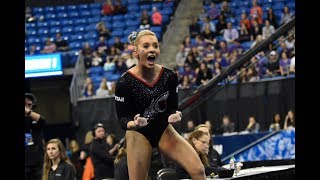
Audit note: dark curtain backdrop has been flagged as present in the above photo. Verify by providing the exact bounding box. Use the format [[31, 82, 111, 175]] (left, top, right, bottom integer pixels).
[[73, 78, 295, 146]]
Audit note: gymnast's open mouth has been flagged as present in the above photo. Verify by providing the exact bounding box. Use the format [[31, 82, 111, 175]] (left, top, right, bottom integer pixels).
[[147, 55, 156, 62]]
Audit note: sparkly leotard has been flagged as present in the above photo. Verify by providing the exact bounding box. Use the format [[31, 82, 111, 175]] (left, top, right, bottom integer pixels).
[[115, 66, 178, 147]]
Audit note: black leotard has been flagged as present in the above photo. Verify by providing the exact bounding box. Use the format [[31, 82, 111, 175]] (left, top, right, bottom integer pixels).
[[115, 66, 178, 147]]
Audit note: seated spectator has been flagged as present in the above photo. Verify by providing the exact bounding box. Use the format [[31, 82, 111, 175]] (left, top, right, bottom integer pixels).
[[219, 115, 235, 134], [269, 113, 282, 132], [262, 20, 275, 40], [201, 23, 216, 41], [28, 45, 40, 55], [238, 23, 250, 43], [207, 2, 220, 20], [212, 61, 222, 77], [284, 110, 295, 129], [244, 66, 259, 82], [239, 12, 251, 31], [215, 14, 227, 35], [140, 9, 151, 30], [265, 51, 280, 77], [196, 62, 213, 86], [124, 53, 138, 69], [250, 20, 262, 41], [113, 36, 124, 51], [41, 38, 56, 54], [279, 52, 291, 76], [182, 64, 197, 85], [96, 22, 112, 40], [113, 0, 127, 14], [195, 124, 223, 167], [251, 34, 263, 49], [223, 22, 239, 44], [102, 0, 115, 15], [176, 130, 228, 179], [96, 36, 109, 57], [96, 78, 110, 97], [220, 0, 233, 18], [151, 6, 162, 26], [83, 83, 95, 98], [213, 50, 229, 68], [201, 17, 216, 34], [176, 44, 187, 67], [189, 17, 201, 39], [80, 42, 94, 69], [280, 6, 293, 25], [245, 116, 260, 133], [54, 32, 70, 52], [91, 51, 103, 67], [266, 8, 278, 29], [113, 59, 128, 75]]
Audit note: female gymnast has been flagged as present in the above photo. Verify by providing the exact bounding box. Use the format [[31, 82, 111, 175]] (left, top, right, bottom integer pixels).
[[115, 29, 206, 180]]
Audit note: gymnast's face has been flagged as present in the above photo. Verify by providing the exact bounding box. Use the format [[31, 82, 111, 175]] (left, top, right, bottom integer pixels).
[[134, 35, 160, 68]]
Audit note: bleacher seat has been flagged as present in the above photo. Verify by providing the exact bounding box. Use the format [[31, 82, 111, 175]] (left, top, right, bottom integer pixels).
[[50, 27, 61, 35], [67, 5, 77, 11], [61, 19, 73, 26], [112, 15, 124, 21], [37, 28, 50, 36], [74, 18, 88, 25], [85, 24, 97, 31], [90, 9, 101, 16], [127, 0, 139, 5], [84, 31, 98, 40], [56, 12, 68, 19], [69, 41, 82, 51], [77, 4, 89, 10], [49, 20, 61, 27], [140, 4, 151, 11], [45, 13, 57, 20], [161, 7, 173, 15], [80, 10, 91, 17], [68, 11, 79, 18], [74, 25, 86, 33], [26, 23, 36, 28], [44, 6, 55, 13], [89, 3, 101, 9], [27, 28, 37, 36], [112, 21, 126, 29], [55, 6, 66, 12], [61, 26, 74, 34], [88, 66, 104, 77], [32, 7, 44, 14], [152, 3, 162, 10], [127, 4, 139, 11], [87, 16, 101, 24]]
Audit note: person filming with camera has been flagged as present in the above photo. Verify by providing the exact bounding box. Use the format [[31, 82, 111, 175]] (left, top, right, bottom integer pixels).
[[25, 93, 46, 180]]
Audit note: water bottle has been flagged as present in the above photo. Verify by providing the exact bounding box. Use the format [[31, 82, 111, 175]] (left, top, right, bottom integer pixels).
[[229, 156, 235, 170]]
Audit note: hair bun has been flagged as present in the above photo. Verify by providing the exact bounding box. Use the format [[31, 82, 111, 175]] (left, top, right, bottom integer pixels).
[[128, 31, 138, 45]]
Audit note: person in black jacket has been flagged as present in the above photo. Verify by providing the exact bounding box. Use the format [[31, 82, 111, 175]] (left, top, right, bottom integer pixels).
[[90, 123, 115, 180], [25, 93, 46, 180], [42, 138, 76, 180]]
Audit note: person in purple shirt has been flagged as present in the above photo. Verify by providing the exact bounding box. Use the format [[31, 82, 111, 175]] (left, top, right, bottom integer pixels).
[[279, 52, 291, 76]]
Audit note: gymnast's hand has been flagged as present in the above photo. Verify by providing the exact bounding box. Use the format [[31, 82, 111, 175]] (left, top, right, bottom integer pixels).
[[133, 114, 149, 127], [168, 111, 182, 124]]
